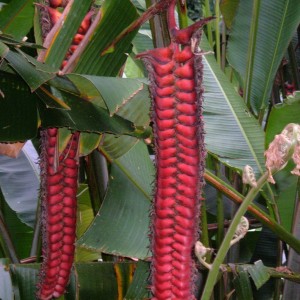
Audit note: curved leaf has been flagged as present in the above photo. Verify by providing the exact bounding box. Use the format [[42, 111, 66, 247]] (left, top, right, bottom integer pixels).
[[74, 0, 139, 76], [38, 89, 135, 134], [42, 0, 93, 69], [77, 141, 153, 259], [0, 0, 34, 40], [75, 75, 150, 126], [227, 0, 300, 114], [124, 261, 150, 300]]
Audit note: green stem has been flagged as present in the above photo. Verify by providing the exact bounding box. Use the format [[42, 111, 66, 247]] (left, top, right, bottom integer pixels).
[[201, 171, 271, 299], [146, 0, 170, 48], [201, 201, 210, 247], [176, 0, 188, 29], [215, 163, 224, 248], [214, 0, 221, 66], [204, 0, 213, 47], [244, 0, 260, 109], [221, 20, 226, 71], [288, 43, 300, 90], [29, 202, 41, 258]]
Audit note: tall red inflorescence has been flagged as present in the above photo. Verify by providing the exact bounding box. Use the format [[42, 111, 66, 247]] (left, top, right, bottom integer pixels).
[[137, 1, 211, 299], [37, 129, 79, 300], [36, 0, 94, 298]]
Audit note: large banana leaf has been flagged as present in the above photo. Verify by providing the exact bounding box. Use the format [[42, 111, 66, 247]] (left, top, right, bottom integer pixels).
[[202, 37, 266, 175], [227, 0, 300, 114]]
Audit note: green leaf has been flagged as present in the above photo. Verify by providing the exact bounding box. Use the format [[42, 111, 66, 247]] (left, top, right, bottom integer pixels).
[[79, 132, 102, 156], [43, 0, 93, 69], [265, 92, 300, 147], [101, 134, 139, 159], [219, 0, 240, 29], [271, 163, 298, 232], [74, 262, 135, 299], [73, 0, 138, 76], [0, 258, 13, 300], [124, 261, 150, 300], [77, 141, 153, 259], [10, 264, 38, 300], [0, 0, 34, 40], [79, 76, 150, 126], [201, 37, 266, 175], [247, 260, 270, 290], [76, 184, 101, 262], [38, 89, 135, 134], [3, 48, 55, 91], [10, 262, 136, 300], [58, 127, 101, 156], [227, 0, 300, 114], [0, 71, 38, 142], [67, 75, 150, 129], [233, 267, 253, 300]]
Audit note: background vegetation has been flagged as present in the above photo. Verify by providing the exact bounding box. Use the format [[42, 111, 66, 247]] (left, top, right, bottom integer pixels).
[[0, 0, 299, 299]]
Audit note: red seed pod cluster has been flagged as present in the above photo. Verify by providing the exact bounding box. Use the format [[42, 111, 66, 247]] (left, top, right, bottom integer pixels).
[[46, 0, 93, 68], [137, 2, 211, 299], [37, 129, 80, 300]]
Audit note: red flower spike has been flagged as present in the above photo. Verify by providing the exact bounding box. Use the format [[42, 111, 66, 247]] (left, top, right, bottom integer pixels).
[[137, 1, 212, 299], [37, 3, 96, 297], [37, 130, 80, 300], [47, 7, 62, 25]]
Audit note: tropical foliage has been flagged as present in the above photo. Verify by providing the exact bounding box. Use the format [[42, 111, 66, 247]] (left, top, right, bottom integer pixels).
[[0, 0, 299, 299]]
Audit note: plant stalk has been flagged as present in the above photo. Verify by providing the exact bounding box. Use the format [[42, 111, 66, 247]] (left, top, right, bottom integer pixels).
[[176, 0, 188, 29], [201, 171, 269, 299], [214, 0, 221, 66], [244, 0, 260, 110], [204, 170, 300, 253], [0, 210, 19, 264], [204, 0, 213, 47]]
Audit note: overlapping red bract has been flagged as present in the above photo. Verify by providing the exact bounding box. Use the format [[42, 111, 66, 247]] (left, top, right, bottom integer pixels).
[[37, 1, 93, 299], [37, 128, 79, 300], [137, 1, 210, 299]]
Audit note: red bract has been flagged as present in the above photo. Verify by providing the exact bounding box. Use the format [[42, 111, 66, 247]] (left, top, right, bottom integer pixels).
[[137, 1, 212, 299], [37, 2, 96, 296], [37, 129, 79, 300]]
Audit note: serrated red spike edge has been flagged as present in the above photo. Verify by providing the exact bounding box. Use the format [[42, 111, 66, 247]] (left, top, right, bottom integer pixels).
[[137, 4, 208, 300]]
